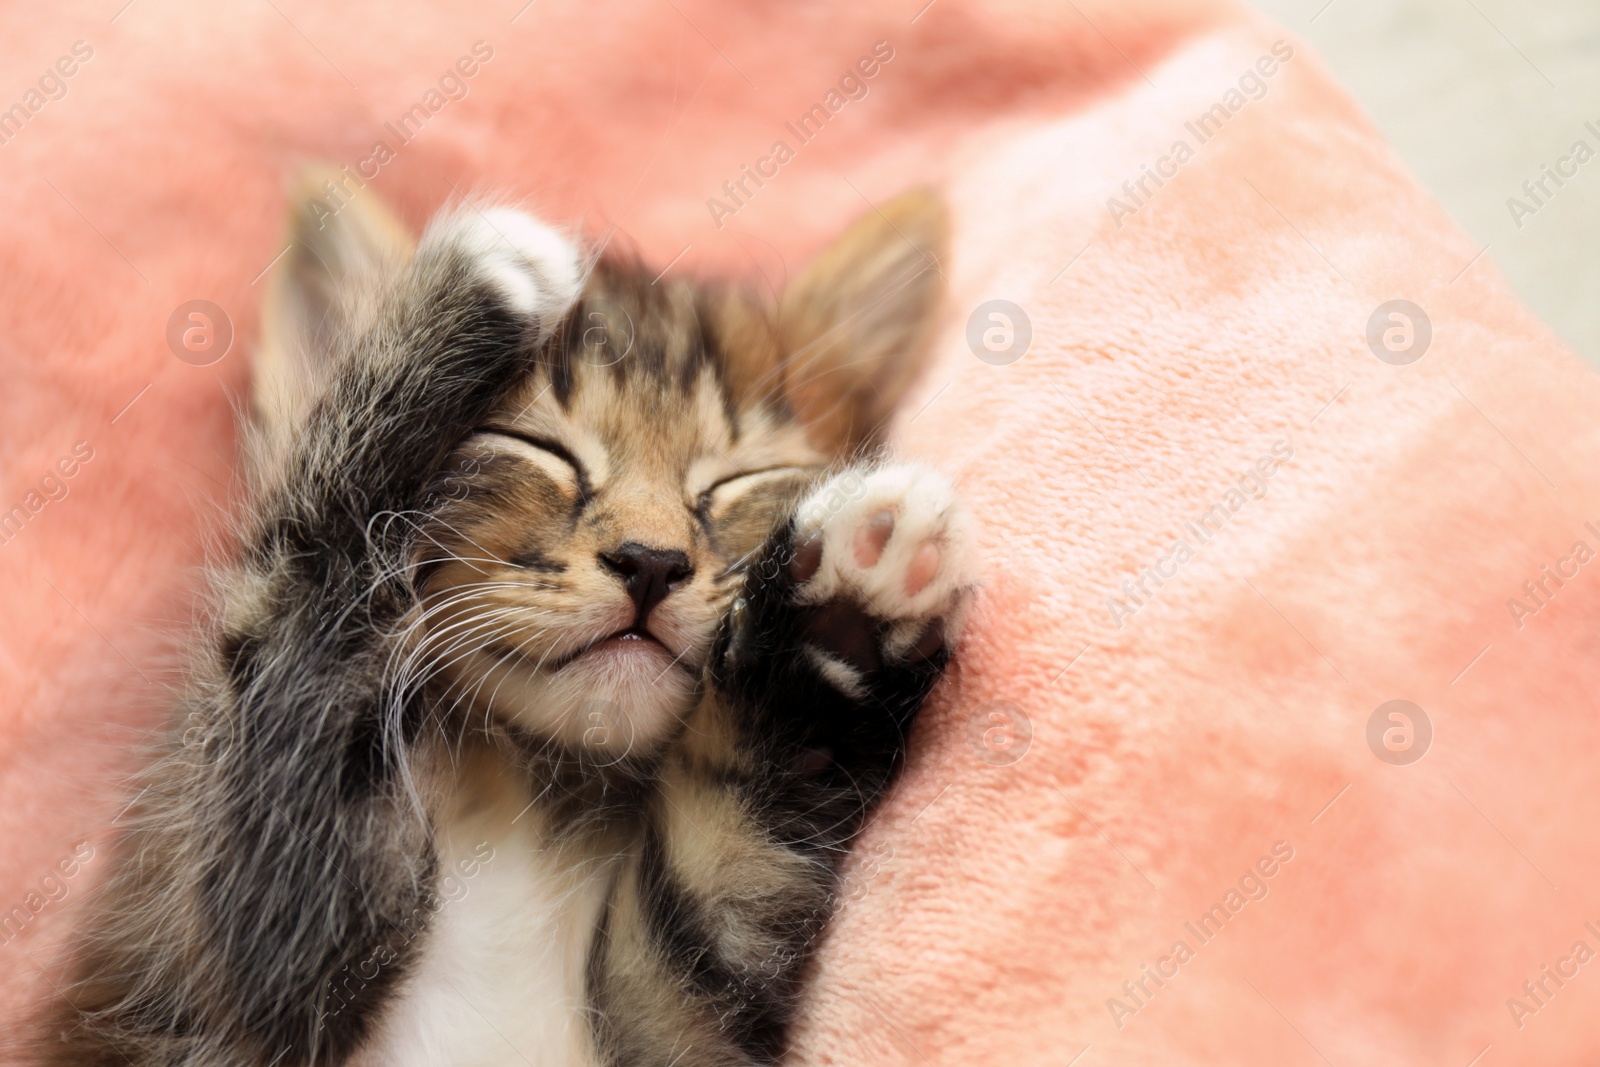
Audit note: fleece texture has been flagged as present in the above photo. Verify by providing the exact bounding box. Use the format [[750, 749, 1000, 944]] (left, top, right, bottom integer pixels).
[[2, 0, 1598, 1063]]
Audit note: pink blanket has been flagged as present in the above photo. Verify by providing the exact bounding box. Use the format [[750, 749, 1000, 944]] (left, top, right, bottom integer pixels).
[[5, 0, 1599, 1062]]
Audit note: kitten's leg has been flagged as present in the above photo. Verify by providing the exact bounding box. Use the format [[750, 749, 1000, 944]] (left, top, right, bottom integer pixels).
[[593, 464, 972, 1066], [41, 212, 580, 1067]]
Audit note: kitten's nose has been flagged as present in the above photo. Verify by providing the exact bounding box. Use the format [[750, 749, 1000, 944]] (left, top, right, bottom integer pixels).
[[599, 543, 694, 622]]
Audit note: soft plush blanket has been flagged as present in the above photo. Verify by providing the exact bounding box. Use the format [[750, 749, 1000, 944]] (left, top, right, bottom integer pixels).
[[4, 0, 1598, 1063]]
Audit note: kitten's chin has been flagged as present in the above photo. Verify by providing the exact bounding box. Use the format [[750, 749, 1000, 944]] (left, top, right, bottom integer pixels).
[[457, 643, 699, 758]]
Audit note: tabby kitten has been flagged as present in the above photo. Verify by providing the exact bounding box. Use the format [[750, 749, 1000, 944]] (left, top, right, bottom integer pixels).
[[40, 179, 973, 1067]]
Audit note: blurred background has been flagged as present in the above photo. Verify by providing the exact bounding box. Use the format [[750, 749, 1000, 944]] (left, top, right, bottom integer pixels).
[[1252, 0, 1600, 366]]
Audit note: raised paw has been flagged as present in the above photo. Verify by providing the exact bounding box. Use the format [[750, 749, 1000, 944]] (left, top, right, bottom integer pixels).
[[788, 464, 974, 679], [419, 207, 583, 327]]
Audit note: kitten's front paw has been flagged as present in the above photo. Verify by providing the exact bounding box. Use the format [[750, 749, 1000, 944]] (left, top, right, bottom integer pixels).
[[788, 464, 974, 682], [421, 207, 583, 326]]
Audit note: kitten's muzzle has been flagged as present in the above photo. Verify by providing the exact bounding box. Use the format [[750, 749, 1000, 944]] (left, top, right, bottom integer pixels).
[[599, 542, 694, 624]]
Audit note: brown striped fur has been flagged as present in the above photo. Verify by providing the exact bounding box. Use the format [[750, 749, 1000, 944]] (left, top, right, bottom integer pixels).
[[36, 179, 967, 1067]]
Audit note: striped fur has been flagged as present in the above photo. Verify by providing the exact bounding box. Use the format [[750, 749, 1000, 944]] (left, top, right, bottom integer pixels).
[[37, 185, 966, 1067]]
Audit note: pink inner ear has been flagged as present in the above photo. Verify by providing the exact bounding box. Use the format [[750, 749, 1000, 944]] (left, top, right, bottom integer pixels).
[[852, 510, 896, 567], [777, 190, 949, 458]]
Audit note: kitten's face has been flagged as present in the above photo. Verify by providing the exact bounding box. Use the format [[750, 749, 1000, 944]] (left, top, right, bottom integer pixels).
[[252, 189, 947, 761], [416, 266, 825, 756]]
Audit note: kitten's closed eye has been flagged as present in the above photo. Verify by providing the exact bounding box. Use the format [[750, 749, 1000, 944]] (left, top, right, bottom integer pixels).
[[695, 465, 813, 519], [474, 426, 592, 501], [695, 466, 818, 564]]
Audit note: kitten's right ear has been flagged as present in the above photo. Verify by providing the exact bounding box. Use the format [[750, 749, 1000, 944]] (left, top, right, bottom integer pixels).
[[253, 169, 414, 469], [776, 189, 949, 457]]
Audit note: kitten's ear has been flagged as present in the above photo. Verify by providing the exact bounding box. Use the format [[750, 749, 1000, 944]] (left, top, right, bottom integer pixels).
[[777, 189, 949, 456], [253, 169, 414, 468]]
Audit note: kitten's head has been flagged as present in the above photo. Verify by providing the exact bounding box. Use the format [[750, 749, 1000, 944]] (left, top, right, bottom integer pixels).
[[257, 177, 948, 759]]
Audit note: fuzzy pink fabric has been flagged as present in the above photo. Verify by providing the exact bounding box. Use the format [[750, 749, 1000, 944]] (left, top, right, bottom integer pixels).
[[4, 0, 1598, 1063]]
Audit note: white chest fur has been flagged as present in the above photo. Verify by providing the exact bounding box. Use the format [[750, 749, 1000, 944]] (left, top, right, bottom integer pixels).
[[354, 751, 612, 1067]]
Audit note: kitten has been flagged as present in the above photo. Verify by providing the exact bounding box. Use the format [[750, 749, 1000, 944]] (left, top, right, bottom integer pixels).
[[39, 178, 973, 1066]]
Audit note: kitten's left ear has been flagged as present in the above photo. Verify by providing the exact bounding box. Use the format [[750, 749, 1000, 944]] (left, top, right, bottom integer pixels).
[[777, 189, 949, 456], [253, 168, 415, 472]]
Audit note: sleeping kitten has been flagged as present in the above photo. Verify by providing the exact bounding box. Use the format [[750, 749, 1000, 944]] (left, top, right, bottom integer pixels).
[[39, 179, 973, 1066]]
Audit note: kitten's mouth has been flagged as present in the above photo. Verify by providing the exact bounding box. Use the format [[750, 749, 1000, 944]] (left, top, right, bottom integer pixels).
[[591, 626, 667, 654], [549, 626, 675, 672]]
